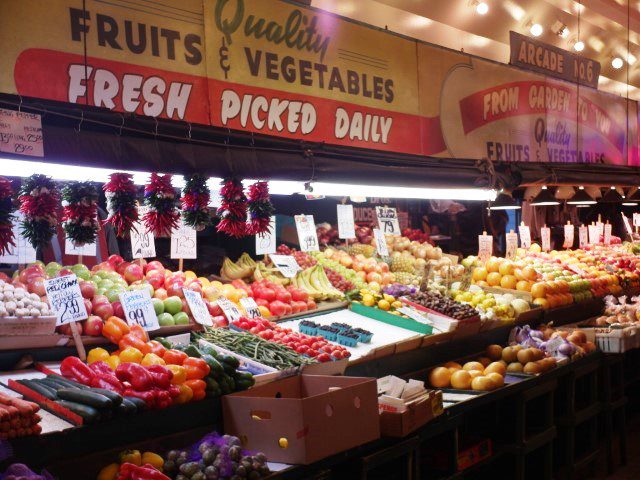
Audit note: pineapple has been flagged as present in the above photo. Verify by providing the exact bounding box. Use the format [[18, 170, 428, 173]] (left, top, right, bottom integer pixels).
[[390, 256, 416, 274], [348, 243, 376, 258]]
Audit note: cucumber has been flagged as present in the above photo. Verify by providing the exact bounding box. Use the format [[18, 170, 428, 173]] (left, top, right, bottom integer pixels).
[[56, 388, 113, 410], [124, 396, 147, 412], [184, 345, 202, 358], [18, 379, 57, 400], [155, 337, 173, 349], [37, 378, 67, 391], [56, 400, 100, 424], [201, 354, 224, 378], [89, 388, 123, 406], [219, 354, 240, 369], [117, 398, 137, 415], [46, 375, 89, 390]]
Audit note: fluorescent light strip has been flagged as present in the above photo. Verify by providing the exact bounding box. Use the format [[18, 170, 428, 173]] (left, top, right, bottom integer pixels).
[[309, 182, 497, 201]]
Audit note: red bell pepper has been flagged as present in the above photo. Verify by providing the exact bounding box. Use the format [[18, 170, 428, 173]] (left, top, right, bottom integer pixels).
[[118, 334, 151, 354], [90, 372, 125, 394], [89, 361, 115, 375], [146, 364, 173, 389], [129, 324, 149, 342], [123, 389, 156, 409], [117, 463, 170, 480], [147, 340, 167, 358], [167, 384, 180, 399], [153, 388, 173, 409], [116, 363, 154, 391], [60, 356, 95, 385], [162, 349, 187, 365]]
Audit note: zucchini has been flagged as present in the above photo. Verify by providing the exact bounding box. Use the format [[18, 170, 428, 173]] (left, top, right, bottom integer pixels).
[[56, 388, 113, 410], [117, 398, 137, 415], [155, 337, 173, 349], [219, 354, 240, 369], [18, 379, 57, 400], [56, 400, 100, 424], [37, 378, 67, 391], [124, 396, 147, 412], [184, 345, 202, 358], [201, 354, 224, 377], [89, 388, 123, 406], [46, 375, 89, 390]]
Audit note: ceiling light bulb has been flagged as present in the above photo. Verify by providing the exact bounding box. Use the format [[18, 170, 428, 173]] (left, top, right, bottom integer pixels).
[[476, 2, 489, 15], [612, 57, 624, 69], [530, 23, 543, 37], [559, 26, 570, 38], [574, 40, 585, 52]]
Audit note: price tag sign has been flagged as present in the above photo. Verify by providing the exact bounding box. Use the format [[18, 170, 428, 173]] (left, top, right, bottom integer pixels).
[[0, 108, 44, 157], [294, 214, 319, 252], [563, 224, 574, 249], [44, 274, 87, 326], [183, 289, 213, 326], [623, 213, 633, 236], [0, 213, 37, 264], [170, 219, 197, 259], [217, 297, 242, 322], [478, 233, 493, 262], [518, 224, 531, 249], [373, 228, 389, 257], [541, 227, 551, 252], [634, 213, 640, 227], [255, 216, 276, 255], [596, 221, 604, 238], [578, 226, 588, 248], [588, 224, 599, 245], [604, 223, 612, 245], [130, 207, 156, 259], [337, 204, 356, 239], [240, 297, 262, 319], [376, 206, 400, 235], [119, 289, 159, 331], [65, 239, 97, 257], [505, 231, 518, 259], [269, 254, 301, 278]]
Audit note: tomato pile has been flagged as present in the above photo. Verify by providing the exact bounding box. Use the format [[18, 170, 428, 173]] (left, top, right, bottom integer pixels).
[[231, 317, 352, 362], [250, 279, 317, 316]]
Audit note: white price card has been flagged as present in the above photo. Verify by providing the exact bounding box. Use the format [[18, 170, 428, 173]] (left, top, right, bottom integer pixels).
[[240, 297, 262, 319], [0, 213, 37, 264], [563, 224, 574, 249], [294, 214, 319, 252], [170, 219, 197, 259], [604, 223, 612, 245], [44, 274, 87, 326], [119, 289, 159, 331], [578, 226, 588, 248], [518, 224, 531, 249], [478, 233, 493, 262], [217, 297, 242, 322], [269, 254, 301, 278], [376, 206, 400, 235], [634, 213, 640, 227], [130, 207, 156, 259], [505, 231, 518, 259], [373, 228, 389, 257], [588, 224, 599, 245], [0, 108, 44, 157], [255, 216, 276, 255], [623, 214, 633, 236], [65, 239, 97, 257], [541, 227, 551, 252], [183, 289, 213, 326], [596, 221, 604, 238], [337, 204, 356, 239]]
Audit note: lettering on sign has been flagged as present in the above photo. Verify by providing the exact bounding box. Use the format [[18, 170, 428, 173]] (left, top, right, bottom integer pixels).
[[240, 297, 262, 319], [217, 297, 242, 322], [119, 289, 159, 331], [604, 223, 612, 245], [269, 254, 301, 278], [541, 227, 551, 252], [0, 108, 44, 157], [183, 289, 213, 326], [375, 206, 400, 235], [170, 219, 197, 259], [623, 214, 634, 236], [294, 214, 319, 252], [563, 224, 574, 249], [588, 224, 599, 245], [44, 274, 87, 326], [478, 233, 493, 262], [373, 228, 389, 257], [578, 226, 588, 248], [130, 206, 156, 259], [336, 204, 356, 239]]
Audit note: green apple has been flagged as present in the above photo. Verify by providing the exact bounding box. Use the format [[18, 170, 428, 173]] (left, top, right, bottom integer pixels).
[[152, 298, 165, 315], [96, 287, 107, 296], [96, 270, 110, 279], [163, 296, 183, 315], [157, 312, 175, 327], [173, 311, 190, 325]]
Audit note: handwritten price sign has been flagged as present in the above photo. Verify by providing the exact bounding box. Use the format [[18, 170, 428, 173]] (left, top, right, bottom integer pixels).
[[171, 219, 197, 259], [505, 231, 518, 259], [294, 214, 319, 252], [0, 108, 44, 157], [376, 206, 400, 235], [44, 274, 87, 326], [255, 216, 276, 255], [563, 224, 574, 249], [269, 254, 301, 278], [240, 297, 262, 319], [337, 204, 356, 239], [183, 289, 213, 326], [518, 224, 531, 249], [217, 297, 242, 322], [130, 206, 156, 259], [119, 289, 159, 331]]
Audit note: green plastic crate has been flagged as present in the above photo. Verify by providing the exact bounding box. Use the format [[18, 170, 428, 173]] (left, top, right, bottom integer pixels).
[[350, 302, 433, 335]]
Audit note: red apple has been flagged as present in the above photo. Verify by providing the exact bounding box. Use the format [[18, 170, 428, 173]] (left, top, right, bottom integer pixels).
[[83, 299, 92, 316], [58, 268, 74, 277], [92, 294, 109, 307], [117, 261, 132, 275], [167, 282, 185, 298], [146, 272, 165, 290], [27, 276, 47, 296], [154, 288, 168, 300], [112, 301, 125, 318], [124, 264, 144, 284], [93, 302, 114, 321], [107, 254, 125, 267], [79, 281, 96, 299], [207, 301, 223, 317], [84, 316, 104, 336], [0, 272, 8, 282], [181, 298, 191, 315], [145, 260, 165, 274], [57, 323, 73, 336], [187, 282, 203, 295], [213, 315, 228, 328]]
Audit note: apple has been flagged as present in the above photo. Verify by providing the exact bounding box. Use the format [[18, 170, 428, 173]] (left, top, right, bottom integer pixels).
[[163, 296, 183, 315], [181, 298, 191, 315], [152, 298, 165, 315], [79, 281, 96, 299], [207, 301, 223, 317], [154, 288, 168, 300], [203, 286, 220, 301], [58, 268, 74, 277], [117, 261, 132, 275], [92, 294, 109, 307], [212, 315, 228, 328], [108, 254, 125, 267], [186, 282, 203, 295], [157, 312, 175, 327], [124, 264, 144, 284], [167, 282, 185, 299], [145, 260, 165, 274], [28, 276, 47, 297], [106, 289, 124, 303], [57, 323, 74, 336], [93, 302, 114, 321], [173, 311, 190, 325], [112, 301, 125, 318], [146, 272, 165, 290], [83, 299, 93, 316], [0, 272, 9, 283], [84, 316, 104, 336]]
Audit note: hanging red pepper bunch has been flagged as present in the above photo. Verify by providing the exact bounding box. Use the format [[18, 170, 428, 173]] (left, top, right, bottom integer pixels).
[[103, 173, 139, 238], [61, 181, 99, 247], [18, 174, 59, 249], [143, 173, 179, 237], [181, 173, 211, 231], [246, 180, 274, 235], [216, 177, 248, 238], [0, 177, 16, 256]]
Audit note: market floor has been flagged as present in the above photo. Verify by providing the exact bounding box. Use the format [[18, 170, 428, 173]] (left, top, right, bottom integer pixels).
[[599, 412, 640, 479]]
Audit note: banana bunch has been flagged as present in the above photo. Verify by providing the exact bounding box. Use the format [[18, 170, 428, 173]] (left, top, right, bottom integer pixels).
[[220, 253, 256, 280], [292, 265, 345, 301], [253, 262, 290, 285]]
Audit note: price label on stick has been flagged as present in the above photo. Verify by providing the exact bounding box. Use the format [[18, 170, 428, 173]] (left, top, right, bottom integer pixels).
[[65, 239, 97, 257], [478, 233, 493, 262], [294, 214, 319, 252], [623, 213, 633, 237], [541, 227, 551, 252], [131, 207, 156, 259], [44, 274, 87, 326], [578, 226, 588, 248], [634, 213, 640, 227], [588, 224, 599, 245], [518, 224, 531, 249], [170, 219, 197, 260], [604, 223, 612, 245], [563, 223, 574, 249], [217, 297, 242, 322], [505, 231, 518, 259], [376, 206, 400, 235], [269, 254, 301, 278], [336, 204, 356, 239], [240, 297, 262, 319], [255, 216, 276, 255], [183, 289, 213, 326], [373, 228, 389, 257], [0, 213, 36, 264], [596, 221, 604, 238], [119, 289, 159, 331]]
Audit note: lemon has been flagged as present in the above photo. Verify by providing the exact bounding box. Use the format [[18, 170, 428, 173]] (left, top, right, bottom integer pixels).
[[383, 294, 395, 303], [391, 301, 403, 309], [362, 294, 375, 307], [378, 299, 391, 311]]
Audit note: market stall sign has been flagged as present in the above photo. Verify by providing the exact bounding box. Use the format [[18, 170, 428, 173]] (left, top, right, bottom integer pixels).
[[239, 297, 261, 319], [509, 31, 600, 89], [217, 297, 242, 322], [0, 108, 44, 157], [337, 204, 356, 239], [64, 239, 96, 257], [518, 224, 531, 249], [183, 289, 213, 326], [269, 254, 301, 278], [563, 223, 574, 249], [294, 214, 319, 252], [376, 207, 400, 235], [373, 228, 389, 257], [119, 289, 159, 331], [44, 274, 87, 326], [170, 219, 197, 260], [505, 231, 518, 259], [541, 227, 551, 252], [604, 223, 612, 245], [579, 225, 588, 248], [255, 216, 276, 255], [130, 207, 156, 259]]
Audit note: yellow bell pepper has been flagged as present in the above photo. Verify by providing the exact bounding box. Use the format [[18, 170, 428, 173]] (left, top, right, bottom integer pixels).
[[141, 451, 164, 470], [96, 463, 119, 480], [174, 384, 193, 404], [141, 353, 166, 366], [87, 347, 110, 365], [119, 449, 142, 466], [105, 355, 121, 370], [119, 347, 143, 364], [166, 364, 187, 384]]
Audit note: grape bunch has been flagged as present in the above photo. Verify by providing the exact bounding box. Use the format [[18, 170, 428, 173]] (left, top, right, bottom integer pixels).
[[276, 245, 317, 269], [324, 266, 355, 292]]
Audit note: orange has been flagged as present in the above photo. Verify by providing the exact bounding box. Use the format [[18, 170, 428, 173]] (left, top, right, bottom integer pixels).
[[487, 272, 502, 286]]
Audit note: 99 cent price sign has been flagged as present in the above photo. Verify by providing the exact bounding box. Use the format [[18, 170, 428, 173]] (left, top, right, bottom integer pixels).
[[44, 274, 87, 326], [183, 289, 213, 326], [119, 289, 159, 331]]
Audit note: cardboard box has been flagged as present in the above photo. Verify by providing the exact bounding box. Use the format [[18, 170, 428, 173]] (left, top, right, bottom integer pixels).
[[379, 390, 443, 437], [222, 375, 380, 464]]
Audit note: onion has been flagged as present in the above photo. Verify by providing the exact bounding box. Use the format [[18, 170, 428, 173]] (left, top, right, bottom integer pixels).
[[558, 341, 575, 357]]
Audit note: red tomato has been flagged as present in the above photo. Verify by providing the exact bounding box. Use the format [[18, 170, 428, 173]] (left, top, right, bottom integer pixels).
[[306, 349, 318, 357], [260, 288, 276, 302], [311, 342, 322, 350], [317, 353, 331, 362], [322, 345, 333, 354], [268, 300, 287, 317], [290, 288, 309, 302], [276, 290, 292, 304], [295, 301, 308, 312], [239, 321, 250, 330], [332, 350, 343, 359], [296, 345, 309, 354], [307, 300, 317, 310], [249, 326, 261, 334], [291, 302, 301, 314], [284, 303, 293, 315]]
